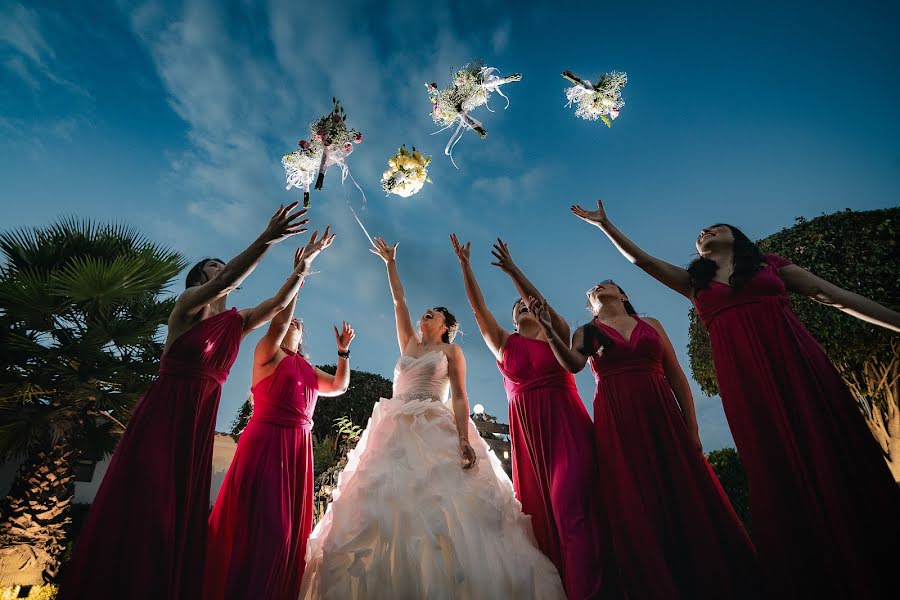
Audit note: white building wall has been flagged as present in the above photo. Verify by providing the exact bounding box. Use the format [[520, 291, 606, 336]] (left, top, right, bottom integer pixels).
[[0, 434, 238, 507]]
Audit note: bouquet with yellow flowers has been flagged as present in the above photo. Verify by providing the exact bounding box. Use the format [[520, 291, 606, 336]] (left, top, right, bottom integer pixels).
[[282, 98, 363, 206], [381, 146, 432, 197], [562, 70, 627, 127]]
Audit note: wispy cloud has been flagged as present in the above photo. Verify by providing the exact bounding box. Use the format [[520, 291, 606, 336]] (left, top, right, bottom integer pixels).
[[0, 3, 91, 96], [0, 3, 53, 66], [471, 167, 548, 203], [491, 20, 511, 54]]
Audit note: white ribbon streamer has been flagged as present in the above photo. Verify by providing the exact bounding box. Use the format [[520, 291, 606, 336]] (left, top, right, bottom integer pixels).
[[440, 112, 484, 169], [319, 144, 375, 247], [565, 81, 593, 108], [479, 67, 511, 112]]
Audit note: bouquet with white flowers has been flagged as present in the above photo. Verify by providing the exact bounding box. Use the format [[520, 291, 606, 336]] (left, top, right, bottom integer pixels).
[[427, 61, 521, 167], [282, 98, 364, 206], [562, 70, 627, 127]]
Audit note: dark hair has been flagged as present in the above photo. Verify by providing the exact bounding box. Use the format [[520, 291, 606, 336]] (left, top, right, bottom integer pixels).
[[579, 283, 638, 356], [185, 258, 225, 289], [511, 298, 524, 330], [687, 224, 763, 292], [432, 306, 459, 343]]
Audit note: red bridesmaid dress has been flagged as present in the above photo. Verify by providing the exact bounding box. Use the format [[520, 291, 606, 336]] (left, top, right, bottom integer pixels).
[[498, 333, 617, 600], [202, 349, 319, 600], [62, 308, 243, 600], [692, 254, 900, 598], [589, 316, 759, 599]]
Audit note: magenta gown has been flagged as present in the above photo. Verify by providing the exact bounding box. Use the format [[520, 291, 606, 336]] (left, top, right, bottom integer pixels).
[[589, 316, 759, 599], [692, 254, 900, 598], [202, 349, 319, 600], [498, 333, 615, 600], [61, 308, 243, 600]]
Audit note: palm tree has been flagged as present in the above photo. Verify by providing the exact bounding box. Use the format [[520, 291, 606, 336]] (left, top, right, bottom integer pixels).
[[0, 219, 186, 586]]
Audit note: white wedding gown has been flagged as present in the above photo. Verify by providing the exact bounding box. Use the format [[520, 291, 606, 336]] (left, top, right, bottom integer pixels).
[[299, 350, 566, 599]]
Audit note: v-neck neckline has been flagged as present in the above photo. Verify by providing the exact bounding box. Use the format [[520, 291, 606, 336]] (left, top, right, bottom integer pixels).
[[596, 316, 641, 346]]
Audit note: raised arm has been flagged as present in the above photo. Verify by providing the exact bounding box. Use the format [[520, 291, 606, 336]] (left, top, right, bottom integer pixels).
[[173, 203, 309, 319], [370, 237, 417, 353], [572, 199, 693, 298], [315, 321, 355, 397], [451, 234, 509, 361], [446, 345, 477, 470], [644, 317, 703, 453], [254, 290, 298, 368], [253, 246, 310, 366], [490, 239, 570, 342], [241, 227, 335, 333], [528, 297, 590, 373], [778, 264, 900, 333]]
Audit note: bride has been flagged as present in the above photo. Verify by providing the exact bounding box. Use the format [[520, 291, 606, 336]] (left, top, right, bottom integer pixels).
[[299, 238, 565, 599]]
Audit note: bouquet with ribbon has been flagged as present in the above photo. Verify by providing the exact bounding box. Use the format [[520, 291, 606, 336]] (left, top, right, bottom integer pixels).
[[562, 70, 627, 127], [381, 146, 432, 197], [427, 61, 521, 168], [282, 98, 364, 207]]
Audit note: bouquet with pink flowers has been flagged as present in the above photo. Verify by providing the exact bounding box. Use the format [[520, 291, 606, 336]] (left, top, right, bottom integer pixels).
[[427, 61, 521, 168], [282, 98, 364, 207], [562, 69, 627, 127]]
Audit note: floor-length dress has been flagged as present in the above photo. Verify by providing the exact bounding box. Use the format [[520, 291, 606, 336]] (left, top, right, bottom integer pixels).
[[589, 316, 759, 599], [61, 309, 243, 600], [203, 349, 319, 600], [498, 333, 613, 599], [692, 254, 900, 598], [299, 350, 565, 600]]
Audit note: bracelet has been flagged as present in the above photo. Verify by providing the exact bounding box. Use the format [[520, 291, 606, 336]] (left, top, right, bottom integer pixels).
[[337, 349, 350, 359]]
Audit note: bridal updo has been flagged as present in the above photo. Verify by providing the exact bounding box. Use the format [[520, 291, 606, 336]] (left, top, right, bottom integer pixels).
[[432, 306, 459, 343]]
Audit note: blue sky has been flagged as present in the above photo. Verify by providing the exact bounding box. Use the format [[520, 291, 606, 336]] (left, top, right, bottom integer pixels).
[[2, 0, 899, 451]]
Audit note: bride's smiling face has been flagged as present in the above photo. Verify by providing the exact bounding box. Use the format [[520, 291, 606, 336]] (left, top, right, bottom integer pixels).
[[419, 308, 448, 339]]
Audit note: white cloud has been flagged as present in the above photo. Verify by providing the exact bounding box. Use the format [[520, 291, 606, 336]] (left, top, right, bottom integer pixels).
[[470, 167, 547, 203], [0, 3, 90, 96], [0, 3, 54, 66], [3, 55, 39, 89], [491, 19, 511, 54]]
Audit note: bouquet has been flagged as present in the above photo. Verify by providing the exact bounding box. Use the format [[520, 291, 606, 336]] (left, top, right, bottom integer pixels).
[[282, 98, 364, 206], [562, 70, 627, 127], [427, 61, 521, 167], [381, 146, 432, 197]]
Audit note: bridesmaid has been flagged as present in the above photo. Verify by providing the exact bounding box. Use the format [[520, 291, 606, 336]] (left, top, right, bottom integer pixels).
[[527, 282, 759, 599], [62, 203, 310, 600], [450, 234, 615, 600], [203, 229, 353, 600], [571, 198, 900, 598]]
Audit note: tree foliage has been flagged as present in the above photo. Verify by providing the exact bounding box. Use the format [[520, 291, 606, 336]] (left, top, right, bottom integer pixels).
[[0, 219, 186, 583], [706, 447, 751, 532]]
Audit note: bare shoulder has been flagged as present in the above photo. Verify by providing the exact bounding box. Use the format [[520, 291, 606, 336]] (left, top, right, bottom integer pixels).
[[641, 315, 662, 327], [443, 343, 464, 362], [641, 316, 667, 334]]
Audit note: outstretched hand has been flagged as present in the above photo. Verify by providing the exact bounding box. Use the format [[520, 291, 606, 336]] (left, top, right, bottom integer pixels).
[[570, 199, 609, 227], [459, 438, 477, 470], [450, 233, 471, 266], [296, 226, 335, 271], [490, 238, 519, 276], [525, 296, 553, 331], [334, 321, 355, 352], [261, 202, 309, 245], [369, 237, 398, 264]]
